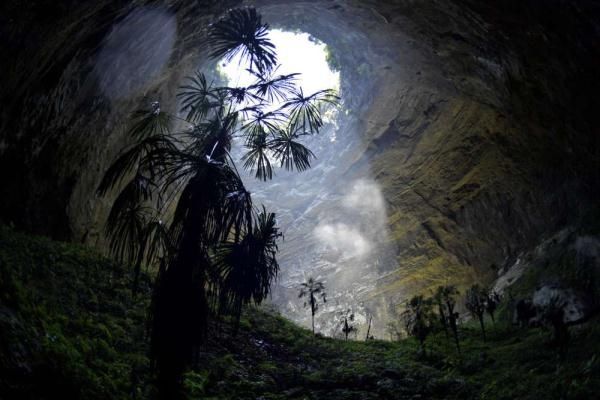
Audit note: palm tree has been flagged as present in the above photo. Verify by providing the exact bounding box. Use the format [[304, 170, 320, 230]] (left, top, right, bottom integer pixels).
[[485, 290, 501, 325], [338, 308, 356, 341], [298, 277, 327, 335], [433, 286, 450, 338], [402, 295, 434, 353], [97, 7, 338, 399], [213, 207, 282, 331], [439, 285, 461, 355], [465, 284, 487, 341]]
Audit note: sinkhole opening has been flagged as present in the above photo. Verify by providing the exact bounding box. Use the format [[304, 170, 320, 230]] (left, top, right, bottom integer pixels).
[[214, 27, 343, 177], [218, 29, 341, 105]]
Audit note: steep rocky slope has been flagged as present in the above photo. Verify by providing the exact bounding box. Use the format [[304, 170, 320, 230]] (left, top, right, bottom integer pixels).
[[0, 0, 598, 333]]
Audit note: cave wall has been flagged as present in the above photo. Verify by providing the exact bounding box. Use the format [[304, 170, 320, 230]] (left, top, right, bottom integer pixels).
[[0, 0, 598, 319]]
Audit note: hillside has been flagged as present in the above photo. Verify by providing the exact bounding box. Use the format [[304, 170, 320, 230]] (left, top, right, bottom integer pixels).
[[1, 227, 599, 399]]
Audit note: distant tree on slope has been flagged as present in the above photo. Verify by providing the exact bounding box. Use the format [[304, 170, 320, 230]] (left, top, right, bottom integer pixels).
[[299, 277, 327, 335], [402, 295, 435, 353], [466, 284, 487, 341]]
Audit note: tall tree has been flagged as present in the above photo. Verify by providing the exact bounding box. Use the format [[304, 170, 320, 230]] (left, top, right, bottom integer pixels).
[[539, 296, 569, 361], [338, 308, 356, 341], [466, 284, 487, 341], [433, 286, 450, 338], [365, 313, 373, 341], [298, 277, 327, 335], [439, 285, 461, 355], [402, 295, 435, 353], [97, 8, 338, 399], [485, 290, 501, 325]]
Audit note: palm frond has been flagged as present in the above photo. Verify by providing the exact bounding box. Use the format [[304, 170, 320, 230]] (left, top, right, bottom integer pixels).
[[242, 134, 273, 181], [207, 7, 277, 74], [97, 134, 180, 196], [213, 206, 281, 318], [247, 69, 299, 103], [216, 85, 264, 105], [269, 128, 315, 172], [105, 176, 154, 265], [280, 88, 340, 134], [97, 145, 145, 196], [168, 161, 248, 247], [241, 109, 285, 141], [128, 106, 172, 139], [144, 219, 175, 266], [177, 71, 220, 122]]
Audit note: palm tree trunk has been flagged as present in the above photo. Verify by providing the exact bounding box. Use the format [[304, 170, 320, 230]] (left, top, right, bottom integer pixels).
[[310, 295, 316, 335], [479, 315, 486, 341], [152, 205, 209, 400]]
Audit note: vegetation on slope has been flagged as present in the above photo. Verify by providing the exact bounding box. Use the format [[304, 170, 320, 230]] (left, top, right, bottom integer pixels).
[[0, 226, 152, 399], [1, 227, 599, 399]]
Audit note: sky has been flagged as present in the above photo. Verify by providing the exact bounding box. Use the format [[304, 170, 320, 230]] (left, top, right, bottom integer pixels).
[[219, 29, 340, 99]]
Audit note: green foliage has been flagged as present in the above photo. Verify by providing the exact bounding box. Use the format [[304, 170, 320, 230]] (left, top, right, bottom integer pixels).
[[0, 226, 151, 399], [2, 228, 600, 399], [402, 295, 435, 351]]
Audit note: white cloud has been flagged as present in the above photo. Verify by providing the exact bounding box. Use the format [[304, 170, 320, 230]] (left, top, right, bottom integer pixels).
[[313, 179, 388, 261], [342, 179, 385, 214], [314, 222, 371, 258]]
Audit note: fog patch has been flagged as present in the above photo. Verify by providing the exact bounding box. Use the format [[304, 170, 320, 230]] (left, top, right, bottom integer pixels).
[[342, 179, 385, 213], [94, 7, 177, 100], [314, 179, 387, 262], [314, 223, 371, 259]]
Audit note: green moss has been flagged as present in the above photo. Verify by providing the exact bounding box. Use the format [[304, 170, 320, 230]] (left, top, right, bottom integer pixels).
[[0, 225, 151, 399], [1, 227, 599, 399]]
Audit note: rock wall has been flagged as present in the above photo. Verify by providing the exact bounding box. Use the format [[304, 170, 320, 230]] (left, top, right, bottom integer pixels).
[[0, 0, 598, 334]]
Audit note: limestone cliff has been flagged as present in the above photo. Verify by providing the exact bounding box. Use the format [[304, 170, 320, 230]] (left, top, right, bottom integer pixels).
[[0, 0, 598, 335]]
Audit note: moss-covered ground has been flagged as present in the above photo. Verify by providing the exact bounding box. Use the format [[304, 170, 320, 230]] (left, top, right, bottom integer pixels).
[[0, 226, 152, 399], [1, 226, 599, 399]]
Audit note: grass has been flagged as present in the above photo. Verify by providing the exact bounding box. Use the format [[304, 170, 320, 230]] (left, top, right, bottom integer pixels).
[[186, 308, 600, 399], [1, 226, 599, 399]]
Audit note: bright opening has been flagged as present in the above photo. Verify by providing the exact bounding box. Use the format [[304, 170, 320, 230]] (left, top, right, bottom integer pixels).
[[218, 29, 340, 103]]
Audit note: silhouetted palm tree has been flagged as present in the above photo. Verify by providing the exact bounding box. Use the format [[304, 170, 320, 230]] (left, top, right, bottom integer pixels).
[[213, 207, 282, 330], [402, 295, 435, 353], [298, 277, 327, 335], [97, 7, 338, 399], [438, 285, 461, 355], [338, 308, 356, 341], [466, 284, 487, 341], [485, 290, 501, 325], [433, 286, 450, 338]]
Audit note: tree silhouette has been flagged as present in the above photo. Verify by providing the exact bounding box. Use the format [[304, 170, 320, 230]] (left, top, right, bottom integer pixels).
[[433, 286, 450, 338], [539, 296, 569, 361], [298, 277, 327, 335], [485, 290, 501, 325], [338, 308, 356, 341], [438, 285, 461, 355], [402, 295, 435, 353], [465, 284, 487, 341], [97, 8, 338, 399], [365, 313, 373, 341]]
